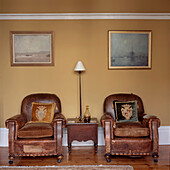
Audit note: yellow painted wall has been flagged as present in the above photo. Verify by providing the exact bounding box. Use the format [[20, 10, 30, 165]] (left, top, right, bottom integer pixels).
[[0, 0, 170, 127], [0, 0, 170, 13]]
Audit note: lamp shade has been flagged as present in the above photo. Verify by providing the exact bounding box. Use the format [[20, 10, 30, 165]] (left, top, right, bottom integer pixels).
[[74, 61, 86, 71]]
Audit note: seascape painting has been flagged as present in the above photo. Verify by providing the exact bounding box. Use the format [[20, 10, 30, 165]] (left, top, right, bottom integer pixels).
[[10, 31, 54, 66], [108, 31, 151, 69]]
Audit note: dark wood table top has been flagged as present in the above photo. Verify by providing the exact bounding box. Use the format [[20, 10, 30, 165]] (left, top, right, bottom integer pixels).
[[66, 118, 99, 125]]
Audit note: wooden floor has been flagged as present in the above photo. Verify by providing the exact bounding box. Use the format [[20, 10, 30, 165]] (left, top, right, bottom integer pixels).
[[0, 146, 169, 169]]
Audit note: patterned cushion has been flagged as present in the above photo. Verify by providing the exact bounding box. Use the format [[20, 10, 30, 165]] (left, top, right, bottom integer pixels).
[[114, 100, 138, 122], [31, 102, 56, 123]]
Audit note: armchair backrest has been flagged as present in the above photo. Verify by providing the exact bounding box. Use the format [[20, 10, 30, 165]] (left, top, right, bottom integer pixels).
[[104, 93, 144, 121], [21, 93, 61, 121]]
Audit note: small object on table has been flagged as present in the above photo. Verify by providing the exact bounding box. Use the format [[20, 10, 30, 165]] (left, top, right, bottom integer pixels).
[[84, 105, 91, 123]]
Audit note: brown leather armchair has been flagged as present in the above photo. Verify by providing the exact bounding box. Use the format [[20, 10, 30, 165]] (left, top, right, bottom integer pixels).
[[5, 93, 66, 164], [100, 93, 160, 163]]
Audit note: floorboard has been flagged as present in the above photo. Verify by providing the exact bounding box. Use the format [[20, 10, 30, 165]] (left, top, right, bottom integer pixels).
[[0, 145, 169, 169]]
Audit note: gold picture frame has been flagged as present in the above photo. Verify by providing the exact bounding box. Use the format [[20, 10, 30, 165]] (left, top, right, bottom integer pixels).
[[108, 30, 152, 69], [10, 31, 54, 66]]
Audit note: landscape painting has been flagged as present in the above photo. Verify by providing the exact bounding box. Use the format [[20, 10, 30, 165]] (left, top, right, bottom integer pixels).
[[10, 31, 54, 66], [108, 30, 151, 69]]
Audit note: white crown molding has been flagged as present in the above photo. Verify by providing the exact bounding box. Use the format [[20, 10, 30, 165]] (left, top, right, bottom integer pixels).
[[0, 13, 170, 20]]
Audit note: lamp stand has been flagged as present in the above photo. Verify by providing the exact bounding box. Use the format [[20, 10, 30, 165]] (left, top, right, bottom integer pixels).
[[74, 61, 86, 123], [79, 71, 82, 122]]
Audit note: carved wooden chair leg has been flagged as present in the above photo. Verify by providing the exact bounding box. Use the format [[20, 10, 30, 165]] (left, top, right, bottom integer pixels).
[[9, 154, 15, 164], [57, 154, 63, 163], [152, 152, 159, 163], [105, 153, 111, 163]]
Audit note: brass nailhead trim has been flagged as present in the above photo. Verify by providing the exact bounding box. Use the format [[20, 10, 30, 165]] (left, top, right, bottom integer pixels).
[[112, 152, 150, 155]]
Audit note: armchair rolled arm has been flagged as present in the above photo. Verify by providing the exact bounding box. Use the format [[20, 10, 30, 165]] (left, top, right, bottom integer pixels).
[[5, 114, 27, 155], [53, 113, 66, 127], [142, 114, 160, 154], [52, 113, 66, 156], [5, 114, 27, 129], [142, 114, 160, 128], [100, 112, 114, 128], [100, 112, 114, 155]]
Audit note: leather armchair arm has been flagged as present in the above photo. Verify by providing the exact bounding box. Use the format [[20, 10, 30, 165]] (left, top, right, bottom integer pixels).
[[100, 112, 114, 155], [5, 114, 27, 129], [5, 114, 27, 153], [142, 114, 160, 154], [52, 113, 66, 156], [100, 112, 114, 128], [53, 113, 66, 127], [142, 114, 160, 128]]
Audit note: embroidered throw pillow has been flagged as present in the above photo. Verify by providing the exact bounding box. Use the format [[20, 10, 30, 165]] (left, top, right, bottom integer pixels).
[[31, 102, 56, 123], [114, 100, 138, 122]]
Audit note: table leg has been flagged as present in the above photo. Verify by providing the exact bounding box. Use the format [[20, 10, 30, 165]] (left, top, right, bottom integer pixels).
[[94, 142, 98, 153], [68, 142, 71, 153]]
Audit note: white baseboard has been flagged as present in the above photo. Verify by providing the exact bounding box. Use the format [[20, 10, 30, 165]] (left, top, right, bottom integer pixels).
[[0, 126, 169, 147], [158, 126, 170, 145], [0, 128, 8, 147]]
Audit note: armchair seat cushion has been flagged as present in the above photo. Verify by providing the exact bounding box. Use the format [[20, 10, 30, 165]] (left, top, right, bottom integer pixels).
[[114, 122, 149, 137], [18, 122, 53, 138]]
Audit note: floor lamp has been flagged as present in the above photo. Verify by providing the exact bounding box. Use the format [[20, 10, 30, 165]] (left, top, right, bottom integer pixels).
[[74, 61, 86, 122]]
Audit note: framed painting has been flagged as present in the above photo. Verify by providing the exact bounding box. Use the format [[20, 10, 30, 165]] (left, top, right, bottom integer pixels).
[[108, 30, 152, 69], [10, 31, 54, 66]]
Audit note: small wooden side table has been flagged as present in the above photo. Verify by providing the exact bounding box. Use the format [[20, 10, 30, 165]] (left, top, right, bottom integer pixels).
[[66, 118, 98, 152]]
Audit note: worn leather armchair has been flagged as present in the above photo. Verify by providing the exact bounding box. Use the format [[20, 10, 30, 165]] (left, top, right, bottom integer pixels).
[[101, 93, 160, 162], [5, 93, 66, 164]]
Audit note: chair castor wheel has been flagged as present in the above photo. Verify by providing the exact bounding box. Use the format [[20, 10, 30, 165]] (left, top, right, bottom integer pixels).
[[152, 152, 159, 163], [106, 158, 111, 163], [9, 160, 13, 164], [57, 159, 61, 163], [154, 158, 158, 163]]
